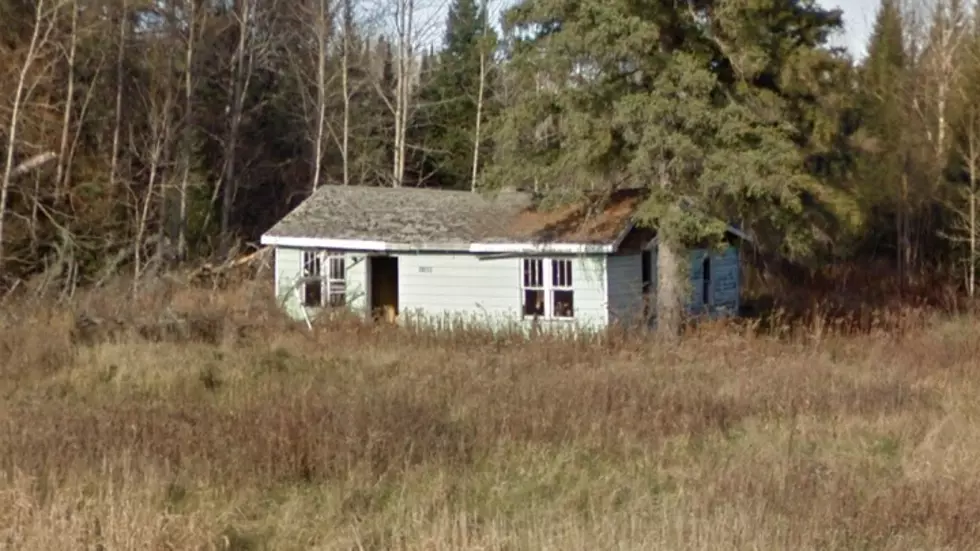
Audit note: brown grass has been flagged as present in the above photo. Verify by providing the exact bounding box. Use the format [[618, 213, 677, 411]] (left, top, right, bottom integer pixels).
[[2, 280, 980, 549]]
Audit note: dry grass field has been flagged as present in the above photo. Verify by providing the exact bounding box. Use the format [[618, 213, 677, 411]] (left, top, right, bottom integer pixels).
[[2, 281, 980, 550]]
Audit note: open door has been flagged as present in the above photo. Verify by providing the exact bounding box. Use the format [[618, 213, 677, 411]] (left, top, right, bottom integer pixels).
[[369, 256, 399, 323]]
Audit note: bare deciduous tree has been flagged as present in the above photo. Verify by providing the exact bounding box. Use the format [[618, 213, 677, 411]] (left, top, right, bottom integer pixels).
[[0, 0, 61, 272]]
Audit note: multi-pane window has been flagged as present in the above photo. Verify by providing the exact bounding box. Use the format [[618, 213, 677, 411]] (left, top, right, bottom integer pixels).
[[521, 258, 574, 319], [302, 250, 346, 308]]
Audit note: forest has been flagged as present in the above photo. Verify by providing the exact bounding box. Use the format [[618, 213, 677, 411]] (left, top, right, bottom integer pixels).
[[0, 0, 977, 311]]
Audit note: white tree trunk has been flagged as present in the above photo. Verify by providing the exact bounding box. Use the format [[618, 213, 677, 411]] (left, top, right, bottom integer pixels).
[[0, 0, 55, 273], [108, 0, 127, 196], [55, 0, 78, 199], [311, 0, 329, 192], [392, 0, 414, 187], [470, 1, 489, 192]]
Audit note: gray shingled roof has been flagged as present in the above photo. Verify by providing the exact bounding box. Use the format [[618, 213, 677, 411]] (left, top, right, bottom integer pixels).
[[263, 186, 531, 245], [262, 185, 646, 249]]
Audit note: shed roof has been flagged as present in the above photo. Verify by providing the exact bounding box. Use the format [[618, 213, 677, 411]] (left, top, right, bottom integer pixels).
[[261, 185, 644, 252]]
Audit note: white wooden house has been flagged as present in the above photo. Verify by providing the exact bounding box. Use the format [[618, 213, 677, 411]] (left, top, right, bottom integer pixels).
[[259, 185, 748, 331]]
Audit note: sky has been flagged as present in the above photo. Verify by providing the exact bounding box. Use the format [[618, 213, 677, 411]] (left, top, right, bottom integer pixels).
[[413, 0, 882, 60], [819, 0, 880, 59]]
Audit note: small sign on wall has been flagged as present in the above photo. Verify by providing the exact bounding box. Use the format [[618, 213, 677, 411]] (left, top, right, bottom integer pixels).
[[418, 266, 433, 273]]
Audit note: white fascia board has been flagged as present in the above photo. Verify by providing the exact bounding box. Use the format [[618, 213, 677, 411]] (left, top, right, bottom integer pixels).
[[260, 234, 615, 254], [259, 235, 389, 251], [468, 242, 614, 254]]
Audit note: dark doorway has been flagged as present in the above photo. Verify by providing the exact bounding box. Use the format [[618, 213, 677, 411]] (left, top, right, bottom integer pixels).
[[369, 256, 399, 323]]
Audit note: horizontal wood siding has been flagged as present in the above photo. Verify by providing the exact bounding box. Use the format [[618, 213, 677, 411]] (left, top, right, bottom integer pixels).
[[711, 245, 740, 316], [344, 254, 369, 313], [607, 254, 644, 327], [397, 254, 608, 332], [275, 247, 305, 320], [609, 245, 740, 327], [275, 248, 369, 321], [688, 245, 740, 318]]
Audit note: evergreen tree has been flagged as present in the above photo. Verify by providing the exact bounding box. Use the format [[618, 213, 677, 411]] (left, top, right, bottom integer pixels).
[[855, 0, 909, 213], [490, 0, 856, 335], [416, 0, 498, 190]]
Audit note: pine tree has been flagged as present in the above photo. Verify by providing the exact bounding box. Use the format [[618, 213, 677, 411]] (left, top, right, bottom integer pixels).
[[416, 0, 498, 190], [489, 0, 855, 336], [855, 0, 912, 272]]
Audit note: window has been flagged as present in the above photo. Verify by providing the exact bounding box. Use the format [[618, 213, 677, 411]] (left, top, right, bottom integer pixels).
[[552, 259, 574, 318], [701, 255, 711, 307], [521, 258, 574, 319], [302, 251, 322, 307], [523, 258, 545, 317], [302, 250, 346, 308]]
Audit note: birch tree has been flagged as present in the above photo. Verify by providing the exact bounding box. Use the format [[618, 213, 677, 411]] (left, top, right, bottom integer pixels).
[[469, 0, 491, 191], [391, 0, 413, 186], [132, 48, 176, 289], [416, 0, 498, 190], [108, 0, 129, 200], [53, 0, 78, 199], [0, 0, 61, 272], [943, 7, 980, 297], [176, 0, 204, 261]]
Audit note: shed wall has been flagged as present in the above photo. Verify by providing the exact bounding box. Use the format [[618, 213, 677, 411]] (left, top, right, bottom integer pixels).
[[397, 253, 609, 331]]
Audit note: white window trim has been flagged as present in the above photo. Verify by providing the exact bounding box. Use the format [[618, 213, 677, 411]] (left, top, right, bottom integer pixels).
[[520, 257, 575, 320], [302, 250, 346, 308]]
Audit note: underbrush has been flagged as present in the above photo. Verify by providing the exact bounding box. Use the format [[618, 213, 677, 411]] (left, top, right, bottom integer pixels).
[[1, 281, 980, 549]]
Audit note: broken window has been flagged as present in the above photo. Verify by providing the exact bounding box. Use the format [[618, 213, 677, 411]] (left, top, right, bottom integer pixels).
[[521, 257, 574, 319], [327, 255, 346, 307], [302, 251, 322, 307], [302, 250, 346, 308]]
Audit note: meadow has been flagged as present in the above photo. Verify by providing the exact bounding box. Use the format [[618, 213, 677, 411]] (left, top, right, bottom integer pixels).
[[2, 280, 980, 550]]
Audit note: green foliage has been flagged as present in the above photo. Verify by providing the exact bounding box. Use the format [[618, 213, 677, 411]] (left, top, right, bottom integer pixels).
[[416, 0, 499, 190], [489, 0, 858, 259]]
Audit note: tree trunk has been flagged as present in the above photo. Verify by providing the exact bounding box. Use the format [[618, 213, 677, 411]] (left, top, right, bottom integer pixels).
[[177, 0, 198, 262], [392, 0, 413, 187], [470, 3, 488, 193], [341, 0, 353, 186], [656, 237, 685, 340], [108, 0, 127, 199], [311, 0, 328, 192], [217, 0, 255, 254], [55, 0, 79, 199], [0, 0, 51, 273]]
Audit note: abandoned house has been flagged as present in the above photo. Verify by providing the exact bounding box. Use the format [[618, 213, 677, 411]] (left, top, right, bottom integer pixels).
[[259, 185, 747, 331]]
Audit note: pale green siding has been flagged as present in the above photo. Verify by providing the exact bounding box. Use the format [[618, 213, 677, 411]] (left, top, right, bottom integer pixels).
[[275, 247, 304, 319], [275, 249, 371, 321], [344, 254, 369, 312], [273, 244, 740, 330], [398, 253, 609, 333]]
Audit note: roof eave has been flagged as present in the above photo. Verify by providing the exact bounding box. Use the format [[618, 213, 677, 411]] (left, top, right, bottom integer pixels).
[[260, 234, 617, 254]]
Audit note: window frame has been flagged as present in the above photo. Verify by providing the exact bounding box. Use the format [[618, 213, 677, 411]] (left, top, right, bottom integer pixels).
[[520, 257, 575, 320], [302, 249, 347, 308]]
